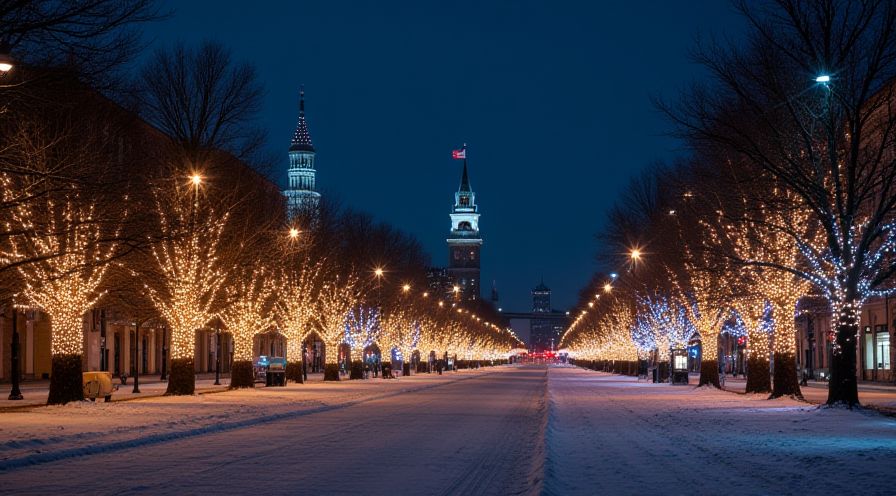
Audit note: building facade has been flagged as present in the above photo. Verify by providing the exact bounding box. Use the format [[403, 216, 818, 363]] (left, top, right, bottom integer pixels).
[[505, 281, 569, 353], [446, 160, 482, 302], [792, 296, 895, 382], [284, 88, 320, 219]]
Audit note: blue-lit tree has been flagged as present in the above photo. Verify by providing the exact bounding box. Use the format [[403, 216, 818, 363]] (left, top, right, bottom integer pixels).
[[669, 0, 896, 406]]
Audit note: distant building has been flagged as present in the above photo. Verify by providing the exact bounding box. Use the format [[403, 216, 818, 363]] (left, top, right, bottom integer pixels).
[[284, 87, 320, 219], [503, 281, 569, 353], [426, 267, 454, 298]]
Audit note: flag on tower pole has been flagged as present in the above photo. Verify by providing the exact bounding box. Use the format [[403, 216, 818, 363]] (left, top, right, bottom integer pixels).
[[452, 145, 466, 160]]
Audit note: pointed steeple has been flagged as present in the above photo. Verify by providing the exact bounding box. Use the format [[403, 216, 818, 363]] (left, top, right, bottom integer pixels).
[[459, 159, 472, 192], [290, 86, 314, 152]]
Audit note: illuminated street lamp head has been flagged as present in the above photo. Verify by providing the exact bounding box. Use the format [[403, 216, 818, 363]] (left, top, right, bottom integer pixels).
[[374, 267, 384, 278], [0, 51, 12, 73], [610, 273, 618, 279], [453, 285, 460, 293], [603, 283, 613, 293], [588, 302, 594, 308], [402, 284, 411, 292], [423, 291, 429, 298], [190, 174, 202, 186], [288, 228, 300, 239], [816, 74, 831, 83], [0, 43, 13, 73], [630, 249, 641, 261]]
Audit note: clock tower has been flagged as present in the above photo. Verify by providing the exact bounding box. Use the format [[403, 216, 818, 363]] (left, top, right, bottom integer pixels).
[[447, 159, 482, 301]]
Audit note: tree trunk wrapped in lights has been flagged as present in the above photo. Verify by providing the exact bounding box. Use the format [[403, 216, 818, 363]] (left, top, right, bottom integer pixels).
[[717, 190, 811, 399], [4, 195, 115, 405], [276, 258, 323, 383], [685, 293, 726, 389], [739, 300, 772, 394], [312, 273, 360, 382], [220, 267, 276, 389], [147, 182, 230, 396], [381, 311, 419, 375], [345, 305, 380, 379]]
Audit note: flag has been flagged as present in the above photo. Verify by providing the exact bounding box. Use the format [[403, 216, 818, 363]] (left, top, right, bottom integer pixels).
[[452, 148, 466, 160]]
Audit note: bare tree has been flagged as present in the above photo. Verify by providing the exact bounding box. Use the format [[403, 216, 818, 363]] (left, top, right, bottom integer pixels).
[[664, 0, 896, 406], [0, 0, 165, 89], [137, 41, 267, 168]]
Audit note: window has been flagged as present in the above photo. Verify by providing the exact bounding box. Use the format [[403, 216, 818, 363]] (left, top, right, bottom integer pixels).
[[877, 326, 890, 370], [673, 355, 687, 370], [865, 332, 874, 370], [459, 196, 470, 206], [458, 221, 472, 231]]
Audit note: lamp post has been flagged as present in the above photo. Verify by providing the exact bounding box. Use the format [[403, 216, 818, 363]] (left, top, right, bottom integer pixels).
[[214, 321, 221, 385], [401, 284, 414, 376], [132, 322, 141, 394], [8, 307, 23, 400], [160, 326, 168, 381], [0, 43, 13, 73], [372, 267, 385, 378]]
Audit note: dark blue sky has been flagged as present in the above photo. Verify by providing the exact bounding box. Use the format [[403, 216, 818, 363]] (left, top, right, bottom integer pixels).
[[140, 1, 746, 313]]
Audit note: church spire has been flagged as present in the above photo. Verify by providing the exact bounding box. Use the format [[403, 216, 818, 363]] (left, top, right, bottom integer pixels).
[[290, 86, 314, 152], [459, 159, 471, 192]]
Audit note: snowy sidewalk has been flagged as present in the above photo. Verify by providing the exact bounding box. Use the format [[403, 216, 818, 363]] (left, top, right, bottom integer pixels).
[[0, 374, 231, 410], [721, 376, 896, 408], [543, 365, 896, 496]]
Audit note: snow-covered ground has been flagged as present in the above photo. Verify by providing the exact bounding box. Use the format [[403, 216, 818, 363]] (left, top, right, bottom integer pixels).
[[544, 365, 896, 495], [0, 366, 545, 495], [2, 365, 895, 495]]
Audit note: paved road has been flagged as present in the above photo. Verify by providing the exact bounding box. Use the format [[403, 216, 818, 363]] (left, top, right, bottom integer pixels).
[[0, 367, 546, 495], [5, 365, 896, 495]]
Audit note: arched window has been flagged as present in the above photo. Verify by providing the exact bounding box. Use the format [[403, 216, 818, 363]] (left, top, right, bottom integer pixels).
[[458, 221, 472, 231]]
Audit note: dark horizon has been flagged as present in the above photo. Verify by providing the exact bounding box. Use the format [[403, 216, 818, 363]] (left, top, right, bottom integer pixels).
[[139, 1, 747, 312]]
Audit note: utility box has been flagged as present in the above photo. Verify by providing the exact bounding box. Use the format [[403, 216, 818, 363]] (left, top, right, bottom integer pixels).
[[671, 348, 689, 385], [83, 371, 115, 401]]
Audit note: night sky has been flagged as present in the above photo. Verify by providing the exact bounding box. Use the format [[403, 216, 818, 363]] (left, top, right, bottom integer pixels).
[[139, 1, 746, 313]]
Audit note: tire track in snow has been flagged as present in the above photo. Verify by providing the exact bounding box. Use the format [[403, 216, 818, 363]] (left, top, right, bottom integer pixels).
[[0, 371, 495, 473], [437, 365, 547, 496]]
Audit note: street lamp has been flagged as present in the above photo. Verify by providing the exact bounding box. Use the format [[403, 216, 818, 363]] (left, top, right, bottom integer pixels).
[[0, 44, 13, 73], [603, 283, 613, 293], [190, 174, 203, 187], [815, 74, 831, 84], [630, 249, 641, 261], [289, 227, 300, 239], [7, 306, 22, 400]]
